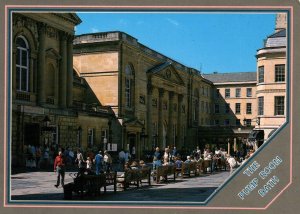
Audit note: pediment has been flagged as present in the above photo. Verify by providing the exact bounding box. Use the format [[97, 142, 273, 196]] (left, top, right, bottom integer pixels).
[[147, 62, 185, 86], [46, 48, 61, 60], [123, 118, 144, 128]]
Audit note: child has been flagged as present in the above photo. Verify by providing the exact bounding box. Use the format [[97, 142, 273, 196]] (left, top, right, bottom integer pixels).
[[86, 157, 93, 170]]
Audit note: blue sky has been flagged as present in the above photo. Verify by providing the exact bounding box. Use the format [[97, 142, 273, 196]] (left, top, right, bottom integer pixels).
[[75, 12, 276, 74]]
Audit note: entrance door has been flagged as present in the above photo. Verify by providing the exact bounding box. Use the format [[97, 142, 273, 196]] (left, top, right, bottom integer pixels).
[[128, 134, 136, 158], [24, 123, 40, 147]]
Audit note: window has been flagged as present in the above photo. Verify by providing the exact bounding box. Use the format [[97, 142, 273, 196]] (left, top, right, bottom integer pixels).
[[258, 97, 264, 115], [88, 128, 94, 147], [235, 103, 241, 114], [215, 120, 220, 126], [215, 89, 220, 98], [16, 36, 30, 92], [125, 64, 134, 108], [247, 88, 252, 97], [224, 119, 230, 126], [193, 100, 198, 121], [214, 104, 220, 113], [225, 103, 230, 113], [275, 64, 285, 82], [274, 96, 285, 115], [245, 119, 252, 126], [205, 102, 209, 113], [246, 103, 252, 114], [236, 119, 241, 126], [201, 101, 204, 113], [258, 66, 264, 83], [101, 129, 108, 144], [225, 89, 230, 98], [235, 88, 241, 98]]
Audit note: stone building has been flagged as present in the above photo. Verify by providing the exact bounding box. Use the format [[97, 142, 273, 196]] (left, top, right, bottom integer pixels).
[[73, 32, 215, 157], [255, 13, 287, 140], [11, 13, 116, 167], [11, 12, 287, 165]]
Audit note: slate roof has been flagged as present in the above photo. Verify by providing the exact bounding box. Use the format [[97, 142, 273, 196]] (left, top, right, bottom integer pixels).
[[202, 72, 256, 83], [264, 29, 286, 48], [268, 29, 286, 38]]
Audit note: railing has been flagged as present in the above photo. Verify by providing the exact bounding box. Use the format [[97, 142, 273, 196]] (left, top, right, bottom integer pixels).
[[16, 91, 30, 101]]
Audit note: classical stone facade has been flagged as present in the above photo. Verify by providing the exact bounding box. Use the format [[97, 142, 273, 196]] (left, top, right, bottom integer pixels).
[[11, 13, 287, 165], [73, 13, 287, 156], [11, 13, 117, 167], [73, 32, 216, 157]]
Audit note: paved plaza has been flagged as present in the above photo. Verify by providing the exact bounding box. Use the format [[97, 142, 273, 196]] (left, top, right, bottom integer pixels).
[[10, 169, 230, 202]]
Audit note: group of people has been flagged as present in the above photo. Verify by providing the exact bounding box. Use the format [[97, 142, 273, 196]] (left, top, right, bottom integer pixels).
[[24, 144, 51, 169], [53, 149, 113, 188]]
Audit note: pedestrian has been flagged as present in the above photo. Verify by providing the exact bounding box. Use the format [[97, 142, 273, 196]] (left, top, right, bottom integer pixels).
[[54, 151, 65, 188], [75, 149, 84, 169], [43, 146, 50, 168], [86, 157, 93, 171], [118, 150, 125, 171], [35, 146, 42, 169], [131, 146, 136, 159], [104, 150, 113, 173], [124, 150, 131, 162], [94, 151, 103, 175]]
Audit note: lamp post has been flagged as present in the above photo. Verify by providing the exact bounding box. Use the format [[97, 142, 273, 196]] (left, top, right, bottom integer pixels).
[[41, 115, 52, 147], [108, 119, 112, 151], [77, 126, 82, 148]]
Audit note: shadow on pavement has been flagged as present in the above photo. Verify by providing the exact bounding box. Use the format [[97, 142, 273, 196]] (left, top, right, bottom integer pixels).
[[11, 186, 217, 203]]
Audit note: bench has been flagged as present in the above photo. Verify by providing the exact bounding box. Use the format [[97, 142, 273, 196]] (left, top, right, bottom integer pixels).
[[215, 158, 228, 171], [64, 170, 116, 200], [177, 162, 199, 178], [202, 160, 213, 174], [117, 167, 151, 190], [154, 165, 176, 183]]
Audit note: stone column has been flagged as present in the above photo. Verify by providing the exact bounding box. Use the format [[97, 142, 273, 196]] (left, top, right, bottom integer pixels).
[[66, 34, 73, 107], [29, 55, 35, 93], [12, 49, 16, 99], [146, 80, 153, 150], [37, 23, 46, 105], [168, 91, 174, 147], [59, 32, 67, 108], [177, 94, 183, 148], [158, 88, 164, 148]]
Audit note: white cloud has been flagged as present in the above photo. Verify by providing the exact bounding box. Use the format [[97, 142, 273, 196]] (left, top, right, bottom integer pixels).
[[166, 18, 180, 26]]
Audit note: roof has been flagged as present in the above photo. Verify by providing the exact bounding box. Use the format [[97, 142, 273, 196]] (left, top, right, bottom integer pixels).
[[264, 29, 286, 48], [268, 29, 286, 38], [202, 72, 256, 83]]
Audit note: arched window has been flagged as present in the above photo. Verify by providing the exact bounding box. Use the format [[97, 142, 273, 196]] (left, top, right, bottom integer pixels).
[[125, 64, 134, 108], [16, 36, 30, 92]]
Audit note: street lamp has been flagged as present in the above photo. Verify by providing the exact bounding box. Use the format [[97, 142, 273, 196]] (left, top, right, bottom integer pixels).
[[42, 115, 51, 127], [77, 126, 82, 148], [140, 127, 148, 157], [107, 119, 112, 151]]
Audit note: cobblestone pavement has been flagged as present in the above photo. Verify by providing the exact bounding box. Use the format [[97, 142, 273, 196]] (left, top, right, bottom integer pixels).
[[10, 170, 231, 203]]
